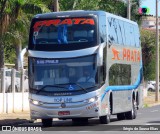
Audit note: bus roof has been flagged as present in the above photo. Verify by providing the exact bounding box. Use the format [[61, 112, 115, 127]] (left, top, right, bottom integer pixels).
[[33, 10, 138, 26]]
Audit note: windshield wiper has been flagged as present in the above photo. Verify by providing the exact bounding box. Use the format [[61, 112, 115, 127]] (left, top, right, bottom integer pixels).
[[86, 85, 97, 89], [61, 83, 88, 93], [36, 85, 68, 94]]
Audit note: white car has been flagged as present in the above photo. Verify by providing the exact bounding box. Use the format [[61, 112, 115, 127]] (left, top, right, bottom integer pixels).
[[147, 81, 160, 92], [147, 81, 155, 92]]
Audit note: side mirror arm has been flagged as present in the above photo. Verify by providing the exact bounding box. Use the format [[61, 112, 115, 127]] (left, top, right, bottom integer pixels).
[[19, 48, 28, 70]]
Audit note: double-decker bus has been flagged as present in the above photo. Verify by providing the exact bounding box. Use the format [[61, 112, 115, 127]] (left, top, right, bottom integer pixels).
[[22, 10, 143, 127]]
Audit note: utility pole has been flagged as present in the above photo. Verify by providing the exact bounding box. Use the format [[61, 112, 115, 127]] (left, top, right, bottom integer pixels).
[[54, 0, 59, 12], [127, 0, 131, 20], [155, 0, 159, 102]]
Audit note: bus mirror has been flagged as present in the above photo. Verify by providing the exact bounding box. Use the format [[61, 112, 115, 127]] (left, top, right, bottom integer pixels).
[[19, 48, 27, 70], [97, 43, 105, 66]]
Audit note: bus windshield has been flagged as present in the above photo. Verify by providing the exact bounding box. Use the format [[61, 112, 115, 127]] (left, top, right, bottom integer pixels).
[[30, 17, 97, 51], [29, 55, 98, 93]]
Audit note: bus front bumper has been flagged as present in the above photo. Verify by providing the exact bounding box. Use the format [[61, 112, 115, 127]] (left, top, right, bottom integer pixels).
[[30, 101, 100, 119]]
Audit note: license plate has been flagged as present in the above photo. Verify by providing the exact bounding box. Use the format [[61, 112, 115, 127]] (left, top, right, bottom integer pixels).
[[58, 111, 70, 116]]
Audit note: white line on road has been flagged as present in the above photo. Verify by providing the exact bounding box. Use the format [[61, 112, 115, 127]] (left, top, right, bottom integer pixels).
[[145, 123, 152, 125], [150, 110, 158, 112], [137, 113, 142, 115]]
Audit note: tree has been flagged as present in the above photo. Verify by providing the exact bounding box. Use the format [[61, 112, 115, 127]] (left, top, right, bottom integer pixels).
[[99, 0, 127, 17], [4, 14, 29, 69], [59, 0, 141, 22], [131, 0, 142, 23], [59, 0, 100, 11], [0, 0, 49, 69], [140, 29, 156, 80]]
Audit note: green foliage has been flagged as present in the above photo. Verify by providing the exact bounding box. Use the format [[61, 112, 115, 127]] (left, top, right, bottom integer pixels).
[[140, 29, 156, 80], [0, 0, 153, 81], [59, 0, 100, 11], [3, 33, 16, 64], [0, 0, 50, 67], [143, 103, 149, 108], [99, 0, 127, 17], [131, 0, 141, 22], [59, 0, 141, 22]]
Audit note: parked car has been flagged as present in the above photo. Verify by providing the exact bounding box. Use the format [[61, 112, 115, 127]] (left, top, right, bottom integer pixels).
[[147, 81, 155, 92], [147, 81, 160, 92], [0, 69, 28, 93]]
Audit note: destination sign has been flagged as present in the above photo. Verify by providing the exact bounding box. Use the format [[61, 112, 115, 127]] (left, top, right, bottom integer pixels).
[[36, 59, 59, 64], [33, 18, 95, 31]]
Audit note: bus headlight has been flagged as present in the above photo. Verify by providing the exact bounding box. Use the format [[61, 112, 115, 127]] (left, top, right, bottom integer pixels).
[[84, 96, 98, 103], [30, 99, 43, 105]]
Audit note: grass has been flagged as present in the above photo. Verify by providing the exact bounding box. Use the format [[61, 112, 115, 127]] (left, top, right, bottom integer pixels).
[[143, 103, 149, 108], [143, 91, 160, 107]]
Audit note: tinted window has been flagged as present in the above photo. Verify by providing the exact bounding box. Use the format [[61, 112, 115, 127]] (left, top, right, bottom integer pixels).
[[29, 17, 97, 51], [108, 17, 140, 47], [109, 64, 131, 85], [29, 55, 98, 94]]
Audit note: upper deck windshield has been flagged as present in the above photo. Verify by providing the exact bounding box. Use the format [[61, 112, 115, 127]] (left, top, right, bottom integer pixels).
[[29, 17, 97, 51]]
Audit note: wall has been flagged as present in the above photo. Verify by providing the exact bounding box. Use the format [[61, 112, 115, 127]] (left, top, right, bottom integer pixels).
[[0, 93, 29, 114]]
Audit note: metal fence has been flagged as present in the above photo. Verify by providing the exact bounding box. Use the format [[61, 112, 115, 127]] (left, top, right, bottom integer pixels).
[[0, 68, 29, 113]]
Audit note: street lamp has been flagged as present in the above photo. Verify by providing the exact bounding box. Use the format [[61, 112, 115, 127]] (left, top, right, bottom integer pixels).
[[127, 0, 131, 19], [155, 0, 159, 102], [127, 0, 137, 20]]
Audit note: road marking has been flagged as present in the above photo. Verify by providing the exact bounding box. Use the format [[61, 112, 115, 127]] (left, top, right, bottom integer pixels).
[[78, 131, 90, 133], [150, 110, 158, 112], [145, 123, 151, 125], [137, 113, 142, 115]]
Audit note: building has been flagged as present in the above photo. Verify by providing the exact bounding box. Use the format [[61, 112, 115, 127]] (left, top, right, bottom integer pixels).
[[141, 16, 160, 31]]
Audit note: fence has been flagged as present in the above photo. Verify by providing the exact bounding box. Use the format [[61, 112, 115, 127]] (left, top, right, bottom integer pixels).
[[0, 68, 29, 113]]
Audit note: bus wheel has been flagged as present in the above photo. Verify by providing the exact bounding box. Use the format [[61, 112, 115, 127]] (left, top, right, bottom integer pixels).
[[41, 118, 52, 127], [117, 113, 125, 120], [99, 114, 110, 124], [125, 100, 137, 120]]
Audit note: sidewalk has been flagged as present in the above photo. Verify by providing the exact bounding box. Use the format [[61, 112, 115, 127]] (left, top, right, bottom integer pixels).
[[0, 112, 30, 126]]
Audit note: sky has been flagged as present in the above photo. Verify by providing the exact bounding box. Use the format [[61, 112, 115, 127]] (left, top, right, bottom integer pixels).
[[141, 0, 160, 16]]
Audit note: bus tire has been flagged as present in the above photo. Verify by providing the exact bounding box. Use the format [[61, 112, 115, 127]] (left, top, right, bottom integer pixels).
[[42, 118, 52, 127], [99, 114, 110, 124], [117, 113, 125, 120], [125, 100, 137, 120]]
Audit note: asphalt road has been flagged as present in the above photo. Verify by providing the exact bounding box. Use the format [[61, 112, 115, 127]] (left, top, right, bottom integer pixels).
[[17, 105, 160, 132]]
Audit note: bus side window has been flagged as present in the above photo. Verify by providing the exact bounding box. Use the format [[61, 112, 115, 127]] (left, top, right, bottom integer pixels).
[[108, 17, 120, 46], [109, 64, 131, 85], [103, 46, 107, 82]]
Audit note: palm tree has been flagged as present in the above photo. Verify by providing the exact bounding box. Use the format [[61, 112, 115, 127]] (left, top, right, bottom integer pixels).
[[0, 0, 49, 69], [4, 14, 29, 70]]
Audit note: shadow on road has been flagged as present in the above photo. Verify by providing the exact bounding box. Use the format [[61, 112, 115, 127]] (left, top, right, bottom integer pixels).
[[147, 120, 160, 124], [0, 119, 30, 127]]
